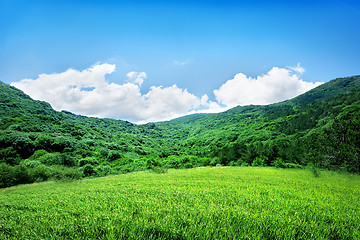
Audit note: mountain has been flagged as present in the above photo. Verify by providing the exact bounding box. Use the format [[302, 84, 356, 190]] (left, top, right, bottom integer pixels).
[[1, 76, 360, 187]]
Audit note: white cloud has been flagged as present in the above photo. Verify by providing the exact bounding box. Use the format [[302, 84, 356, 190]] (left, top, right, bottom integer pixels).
[[288, 62, 305, 75], [213, 66, 323, 108], [11, 63, 324, 123], [126, 71, 146, 86], [11, 64, 203, 123], [199, 94, 223, 110]]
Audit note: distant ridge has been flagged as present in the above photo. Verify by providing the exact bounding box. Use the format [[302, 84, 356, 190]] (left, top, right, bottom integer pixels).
[[291, 75, 360, 104]]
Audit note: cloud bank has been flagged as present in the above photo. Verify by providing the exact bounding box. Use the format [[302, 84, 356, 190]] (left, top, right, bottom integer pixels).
[[214, 66, 323, 108], [11, 63, 323, 123]]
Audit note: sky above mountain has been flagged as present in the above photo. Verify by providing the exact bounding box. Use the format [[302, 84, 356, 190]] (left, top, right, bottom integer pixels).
[[1, 0, 360, 123]]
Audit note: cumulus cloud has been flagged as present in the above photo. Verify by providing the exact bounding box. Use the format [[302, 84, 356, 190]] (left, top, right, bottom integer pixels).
[[11, 64, 202, 123], [213, 66, 323, 108], [11, 63, 323, 123], [126, 71, 146, 86]]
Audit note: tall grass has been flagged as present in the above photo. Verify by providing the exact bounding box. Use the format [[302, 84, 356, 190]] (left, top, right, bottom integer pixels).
[[1, 167, 360, 239]]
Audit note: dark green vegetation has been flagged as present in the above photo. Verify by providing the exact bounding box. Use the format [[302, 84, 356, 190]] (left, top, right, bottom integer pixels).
[[1, 75, 360, 187], [1, 167, 360, 239]]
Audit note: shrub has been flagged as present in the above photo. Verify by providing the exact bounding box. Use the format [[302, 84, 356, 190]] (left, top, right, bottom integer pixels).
[[13, 165, 32, 185], [115, 163, 136, 174], [0, 163, 14, 188], [78, 157, 99, 167], [164, 155, 181, 168], [210, 157, 221, 166], [96, 165, 112, 177], [252, 157, 267, 167], [228, 161, 236, 166], [50, 166, 82, 180], [29, 165, 51, 182], [82, 164, 97, 177], [197, 157, 211, 166], [234, 159, 245, 166], [111, 158, 131, 166], [184, 162, 194, 169], [37, 152, 77, 167], [23, 160, 43, 168], [29, 149, 49, 160], [0, 164, 33, 188], [274, 157, 285, 168]]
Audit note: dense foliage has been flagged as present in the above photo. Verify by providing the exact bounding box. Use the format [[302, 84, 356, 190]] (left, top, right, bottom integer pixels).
[[1, 75, 360, 187]]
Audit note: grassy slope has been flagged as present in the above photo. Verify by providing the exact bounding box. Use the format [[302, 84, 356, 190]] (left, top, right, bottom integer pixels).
[[1, 167, 360, 239]]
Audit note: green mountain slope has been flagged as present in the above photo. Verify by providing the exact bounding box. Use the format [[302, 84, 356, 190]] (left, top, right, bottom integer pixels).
[[1, 75, 360, 187]]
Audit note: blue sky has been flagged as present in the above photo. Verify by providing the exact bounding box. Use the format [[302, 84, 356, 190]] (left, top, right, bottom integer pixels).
[[1, 0, 360, 122]]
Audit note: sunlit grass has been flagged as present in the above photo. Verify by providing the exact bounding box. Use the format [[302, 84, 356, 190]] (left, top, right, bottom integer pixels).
[[1, 167, 360, 239]]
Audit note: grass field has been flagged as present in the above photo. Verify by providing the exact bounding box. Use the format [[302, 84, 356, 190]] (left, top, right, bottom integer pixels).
[[1, 167, 360, 239]]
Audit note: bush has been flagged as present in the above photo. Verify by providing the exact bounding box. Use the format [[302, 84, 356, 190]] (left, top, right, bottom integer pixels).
[[274, 157, 285, 168], [234, 159, 245, 166], [210, 157, 221, 166], [228, 161, 236, 166], [29, 165, 51, 182], [23, 160, 43, 168], [37, 152, 77, 167], [252, 157, 266, 167], [82, 164, 97, 177], [13, 165, 33, 185], [29, 149, 49, 160], [50, 166, 82, 180], [96, 165, 112, 177], [164, 155, 181, 168], [111, 158, 131, 167], [197, 157, 211, 166], [78, 157, 99, 167], [184, 162, 194, 169], [115, 163, 137, 174], [0, 163, 32, 188], [0, 163, 14, 188], [241, 162, 250, 167]]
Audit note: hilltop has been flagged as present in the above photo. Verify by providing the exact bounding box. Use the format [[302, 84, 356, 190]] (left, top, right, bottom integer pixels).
[[1, 76, 360, 187]]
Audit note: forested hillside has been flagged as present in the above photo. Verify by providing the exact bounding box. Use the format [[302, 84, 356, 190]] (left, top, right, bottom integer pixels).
[[1, 75, 360, 187]]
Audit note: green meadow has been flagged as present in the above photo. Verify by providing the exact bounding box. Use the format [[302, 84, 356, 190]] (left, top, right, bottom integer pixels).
[[1, 167, 359, 239]]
